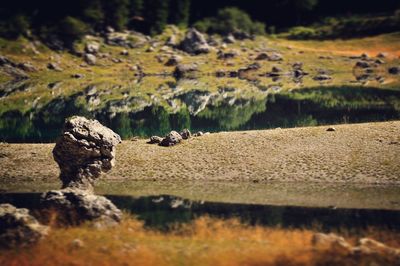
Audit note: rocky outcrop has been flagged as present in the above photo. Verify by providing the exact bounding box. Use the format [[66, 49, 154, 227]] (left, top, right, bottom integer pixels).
[[180, 28, 210, 55], [0, 204, 49, 249], [52, 116, 121, 190], [41, 116, 122, 227], [41, 189, 122, 227]]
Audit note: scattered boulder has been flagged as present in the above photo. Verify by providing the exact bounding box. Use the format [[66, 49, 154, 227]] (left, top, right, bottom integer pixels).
[[255, 52, 283, 61], [120, 49, 129, 56], [355, 61, 372, 68], [217, 50, 239, 60], [266, 66, 283, 77], [0, 203, 49, 249], [148, 136, 163, 144], [388, 66, 400, 75], [173, 63, 199, 79], [41, 188, 122, 227], [215, 70, 226, 77], [165, 55, 183, 66], [179, 129, 191, 140], [180, 28, 210, 55], [223, 34, 236, 44], [52, 116, 121, 190], [326, 127, 336, 132], [71, 73, 84, 79], [160, 131, 183, 147], [17, 62, 37, 72], [193, 131, 204, 137], [165, 35, 178, 47], [84, 53, 97, 65], [313, 74, 332, 81], [232, 30, 253, 40], [85, 42, 100, 54], [376, 52, 387, 58], [47, 62, 62, 71], [238, 62, 261, 78]]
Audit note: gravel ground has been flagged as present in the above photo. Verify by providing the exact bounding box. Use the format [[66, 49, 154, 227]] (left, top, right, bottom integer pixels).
[[0, 121, 399, 184]]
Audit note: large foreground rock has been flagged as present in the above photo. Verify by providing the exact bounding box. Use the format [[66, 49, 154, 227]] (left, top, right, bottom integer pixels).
[[0, 204, 49, 249], [180, 28, 210, 55], [53, 116, 121, 191], [41, 189, 122, 227]]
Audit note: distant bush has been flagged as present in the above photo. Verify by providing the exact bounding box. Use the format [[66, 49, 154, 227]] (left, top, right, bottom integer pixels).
[[287, 26, 318, 39], [286, 13, 400, 40], [194, 7, 265, 35], [0, 14, 30, 39], [60, 17, 90, 41]]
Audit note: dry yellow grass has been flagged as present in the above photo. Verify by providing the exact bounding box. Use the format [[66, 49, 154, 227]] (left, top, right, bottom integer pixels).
[[0, 216, 399, 266]]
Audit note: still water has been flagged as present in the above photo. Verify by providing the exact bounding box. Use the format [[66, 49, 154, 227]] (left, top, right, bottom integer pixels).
[[1, 192, 400, 231], [1, 77, 399, 142]]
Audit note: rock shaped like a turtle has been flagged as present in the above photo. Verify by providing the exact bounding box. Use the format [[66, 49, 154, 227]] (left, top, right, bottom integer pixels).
[[53, 116, 121, 191], [180, 28, 210, 55], [41, 189, 122, 227], [0, 204, 49, 249]]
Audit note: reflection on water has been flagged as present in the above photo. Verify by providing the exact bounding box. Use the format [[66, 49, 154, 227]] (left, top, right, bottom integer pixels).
[[1, 193, 400, 231], [1, 77, 400, 142]]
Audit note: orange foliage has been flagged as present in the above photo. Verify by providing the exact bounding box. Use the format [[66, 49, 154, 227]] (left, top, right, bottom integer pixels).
[[0, 216, 399, 266]]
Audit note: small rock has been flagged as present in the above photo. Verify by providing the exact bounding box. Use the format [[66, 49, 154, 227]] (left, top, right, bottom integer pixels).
[[47, 62, 62, 71], [84, 53, 97, 65], [85, 42, 100, 54], [180, 28, 210, 55], [148, 136, 163, 144], [223, 34, 236, 44], [120, 50, 129, 56], [313, 74, 332, 81], [388, 66, 400, 75], [18, 62, 37, 72], [326, 127, 336, 132], [71, 73, 84, 79], [71, 238, 85, 249], [173, 63, 198, 79], [255, 52, 283, 61], [376, 52, 387, 58], [165, 55, 182, 66], [193, 131, 204, 137], [355, 61, 371, 68], [179, 129, 191, 140], [160, 131, 182, 147]]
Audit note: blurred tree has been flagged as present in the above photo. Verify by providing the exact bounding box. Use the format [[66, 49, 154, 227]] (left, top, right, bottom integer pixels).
[[104, 0, 130, 30], [170, 0, 190, 27], [82, 0, 105, 29], [144, 0, 170, 35], [59, 16, 89, 42], [194, 7, 265, 35]]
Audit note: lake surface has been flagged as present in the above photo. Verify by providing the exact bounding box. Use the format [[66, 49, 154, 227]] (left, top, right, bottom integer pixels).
[[1, 76, 400, 142], [1, 192, 400, 231]]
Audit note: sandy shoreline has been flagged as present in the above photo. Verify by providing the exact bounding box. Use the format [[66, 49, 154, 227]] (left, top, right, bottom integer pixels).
[[0, 121, 399, 185]]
